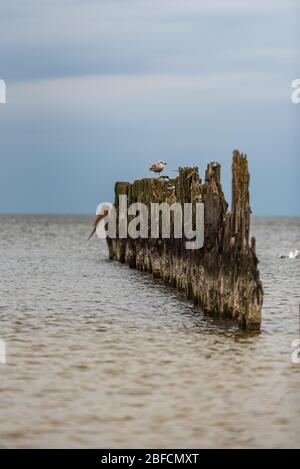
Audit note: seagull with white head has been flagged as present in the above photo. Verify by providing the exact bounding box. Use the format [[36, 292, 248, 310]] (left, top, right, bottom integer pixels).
[[289, 250, 299, 259], [149, 160, 167, 176]]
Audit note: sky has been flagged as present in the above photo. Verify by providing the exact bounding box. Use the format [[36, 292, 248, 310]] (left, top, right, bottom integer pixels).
[[0, 0, 299, 215]]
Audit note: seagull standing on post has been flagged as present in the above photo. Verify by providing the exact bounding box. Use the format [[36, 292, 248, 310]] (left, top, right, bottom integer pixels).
[[149, 160, 167, 176]]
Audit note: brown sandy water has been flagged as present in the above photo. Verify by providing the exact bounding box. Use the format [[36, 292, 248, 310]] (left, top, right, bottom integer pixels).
[[0, 215, 299, 448]]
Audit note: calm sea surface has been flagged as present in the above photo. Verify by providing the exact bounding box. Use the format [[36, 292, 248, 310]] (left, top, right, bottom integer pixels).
[[0, 215, 299, 448]]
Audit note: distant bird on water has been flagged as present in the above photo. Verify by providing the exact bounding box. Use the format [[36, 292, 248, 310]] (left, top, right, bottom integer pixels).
[[277, 249, 299, 259], [149, 160, 167, 175], [289, 250, 299, 259]]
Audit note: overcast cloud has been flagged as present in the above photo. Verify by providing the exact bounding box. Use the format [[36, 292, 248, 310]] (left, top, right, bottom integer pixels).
[[0, 0, 299, 214]]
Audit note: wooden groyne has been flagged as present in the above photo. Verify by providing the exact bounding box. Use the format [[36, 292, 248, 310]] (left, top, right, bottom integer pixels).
[[107, 150, 263, 330]]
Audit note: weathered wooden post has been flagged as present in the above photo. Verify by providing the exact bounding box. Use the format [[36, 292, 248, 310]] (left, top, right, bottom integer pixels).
[[106, 150, 263, 330]]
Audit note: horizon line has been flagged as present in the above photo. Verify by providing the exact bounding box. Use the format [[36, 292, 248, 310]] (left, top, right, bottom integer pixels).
[[0, 212, 299, 218]]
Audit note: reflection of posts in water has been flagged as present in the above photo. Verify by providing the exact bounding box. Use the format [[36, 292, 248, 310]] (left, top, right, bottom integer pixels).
[[0, 339, 6, 364], [0, 79, 6, 104]]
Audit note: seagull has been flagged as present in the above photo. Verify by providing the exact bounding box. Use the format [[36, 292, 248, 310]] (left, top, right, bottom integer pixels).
[[88, 204, 111, 240], [289, 250, 299, 259], [88, 212, 109, 240], [278, 250, 299, 259], [149, 160, 167, 175]]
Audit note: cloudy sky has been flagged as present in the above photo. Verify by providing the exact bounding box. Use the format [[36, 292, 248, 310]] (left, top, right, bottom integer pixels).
[[0, 0, 299, 215]]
